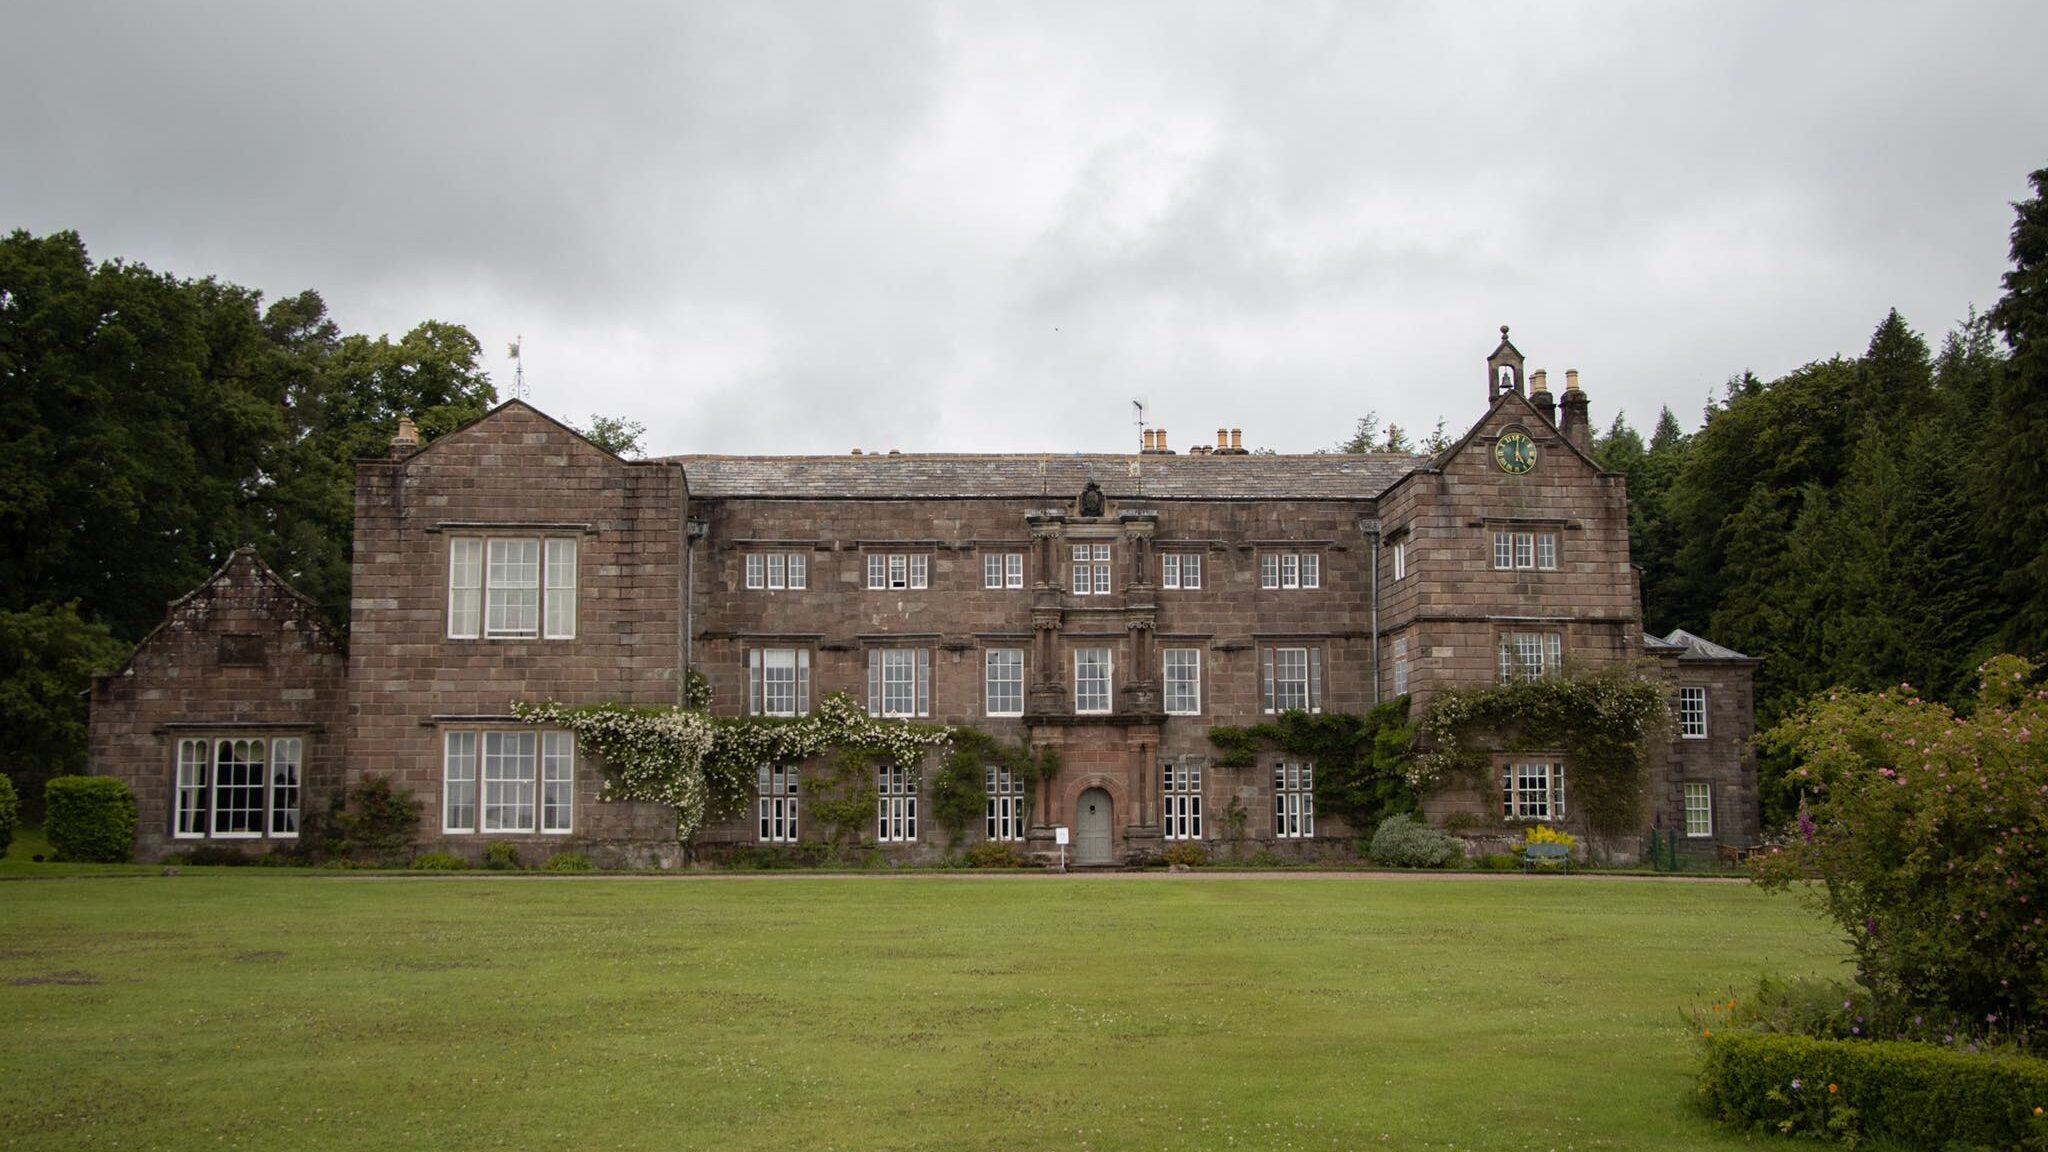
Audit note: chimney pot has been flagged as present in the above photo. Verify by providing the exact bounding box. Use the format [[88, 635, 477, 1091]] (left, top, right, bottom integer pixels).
[[1565, 369, 1581, 391], [1530, 369, 1549, 393], [1230, 428, 1243, 451], [1217, 427, 1229, 449], [888, 449, 901, 456], [851, 448, 863, 455], [389, 416, 421, 457], [1158, 429, 1168, 454]]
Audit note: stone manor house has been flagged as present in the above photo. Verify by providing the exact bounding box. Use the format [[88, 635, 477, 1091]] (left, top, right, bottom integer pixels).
[[88, 331, 1759, 865]]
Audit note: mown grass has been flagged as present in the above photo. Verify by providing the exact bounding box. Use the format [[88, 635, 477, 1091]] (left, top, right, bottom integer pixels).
[[0, 872, 1844, 1151]]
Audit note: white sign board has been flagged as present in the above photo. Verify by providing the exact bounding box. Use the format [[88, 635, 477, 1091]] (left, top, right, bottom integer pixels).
[[1054, 826, 1070, 846]]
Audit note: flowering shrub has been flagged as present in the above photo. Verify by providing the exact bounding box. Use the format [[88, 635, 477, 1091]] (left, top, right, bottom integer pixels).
[[1368, 813, 1462, 868], [1523, 825, 1577, 849], [514, 692, 950, 846], [1751, 656, 2048, 1045]]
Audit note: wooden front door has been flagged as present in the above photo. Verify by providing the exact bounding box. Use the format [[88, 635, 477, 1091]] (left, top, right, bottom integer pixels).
[[1077, 787, 1113, 865]]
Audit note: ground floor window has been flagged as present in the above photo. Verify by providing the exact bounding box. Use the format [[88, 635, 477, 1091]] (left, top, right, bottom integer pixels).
[[758, 765, 800, 842], [443, 730, 574, 834], [174, 736, 302, 839], [877, 764, 917, 843], [986, 767, 1027, 841], [1684, 782, 1713, 838], [1274, 761, 1313, 838], [1502, 761, 1564, 820], [1163, 762, 1202, 840]]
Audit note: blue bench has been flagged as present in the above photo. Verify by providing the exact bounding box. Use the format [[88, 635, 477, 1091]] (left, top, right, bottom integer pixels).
[[1523, 843, 1571, 873]]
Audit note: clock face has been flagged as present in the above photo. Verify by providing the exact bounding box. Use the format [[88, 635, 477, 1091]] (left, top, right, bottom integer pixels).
[[1494, 432, 1536, 475]]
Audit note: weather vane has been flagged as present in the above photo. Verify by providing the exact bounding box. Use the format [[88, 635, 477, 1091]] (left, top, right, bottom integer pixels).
[[507, 335, 526, 401]]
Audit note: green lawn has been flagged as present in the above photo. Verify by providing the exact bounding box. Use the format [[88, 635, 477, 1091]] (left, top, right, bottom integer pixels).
[[0, 872, 1844, 1151]]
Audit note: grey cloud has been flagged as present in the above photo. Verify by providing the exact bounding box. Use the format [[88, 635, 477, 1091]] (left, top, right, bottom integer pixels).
[[4, 0, 2043, 457]]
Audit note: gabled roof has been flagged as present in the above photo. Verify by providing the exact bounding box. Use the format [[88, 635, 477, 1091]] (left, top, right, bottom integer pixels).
[[108, 547, 343, 677], [384, 399, 649, 468], [1411, 384, 1606, 480], [1660, 629, 1756, 662], [662, 452, 1424, 501]]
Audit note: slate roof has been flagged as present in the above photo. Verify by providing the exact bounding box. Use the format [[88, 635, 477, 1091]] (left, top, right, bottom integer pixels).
[[663, 452, 1424, 501], [1660, 629, 1756, 662]]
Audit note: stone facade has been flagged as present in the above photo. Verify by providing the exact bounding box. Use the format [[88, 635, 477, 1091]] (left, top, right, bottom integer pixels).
[[89, 334, 1762, 865]]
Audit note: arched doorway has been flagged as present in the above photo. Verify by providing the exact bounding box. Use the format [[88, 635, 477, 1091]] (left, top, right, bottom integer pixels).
[[1076, 787, 1113, 865]]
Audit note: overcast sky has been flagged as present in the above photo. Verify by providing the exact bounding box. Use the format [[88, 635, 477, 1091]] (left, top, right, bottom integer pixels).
[[4, 1, 2043, 456]]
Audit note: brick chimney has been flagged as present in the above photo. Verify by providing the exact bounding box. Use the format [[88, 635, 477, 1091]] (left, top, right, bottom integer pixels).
[[1559, 369, 1591, 453], [1529, 369, 1556, 426]]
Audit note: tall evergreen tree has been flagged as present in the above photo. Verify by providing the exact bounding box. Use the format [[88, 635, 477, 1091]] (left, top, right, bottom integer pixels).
[[1985, 166, 2048, 656]]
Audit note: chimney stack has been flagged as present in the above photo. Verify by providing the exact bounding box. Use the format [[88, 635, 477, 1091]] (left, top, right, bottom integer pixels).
[[1529, 369, 1556, 426], [389, 416, 421, 458], [1559, 369, 1591, 454]]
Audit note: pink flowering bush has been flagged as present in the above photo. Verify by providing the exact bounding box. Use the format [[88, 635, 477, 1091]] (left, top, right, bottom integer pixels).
[[1751, 655, 2048, 1047]]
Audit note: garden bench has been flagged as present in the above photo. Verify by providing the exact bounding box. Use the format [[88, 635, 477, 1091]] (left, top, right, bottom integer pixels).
[[1522, 843, 1571, 873]]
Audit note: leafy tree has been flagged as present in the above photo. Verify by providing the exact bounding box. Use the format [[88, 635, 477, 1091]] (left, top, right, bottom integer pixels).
[[575, 413, 647, 458], [0, 603, 127, 820]]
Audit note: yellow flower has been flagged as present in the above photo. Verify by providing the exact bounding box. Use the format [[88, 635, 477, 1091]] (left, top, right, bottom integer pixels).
[[1828, 1084, 1838, 1094]]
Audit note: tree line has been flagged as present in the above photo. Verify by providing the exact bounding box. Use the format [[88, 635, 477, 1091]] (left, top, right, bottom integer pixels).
[[1588, 167, 2047, 814]]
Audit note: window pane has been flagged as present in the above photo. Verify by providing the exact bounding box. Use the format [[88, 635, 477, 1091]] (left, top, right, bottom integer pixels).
[[986, 554, 1003, 588], [176, 739, 209, 837], [444, 732, 477, 833], [448, 538, 483, 637], [867, 554, 886, 589], [767, 553, 785, 589], [1536, 534, 1557, 570], [1302, 555, 1319, 588], [910, 554, 928, 589], [1005, 553, 1023, 588], [487, 539, 540, 637], [1162, 554, 1179, 589], [483, 732, 537, 832], [746, 554, 765, 589], [788, 553, 807, 589], [545, 538, 577, 639], [986, 649, 1023, 716], [212, 738, 265, 836], [1274, 648, 1309, 711], [1165, 649, 1199, 714], [542, 732, 574, 833], [1076, 648, 1111, 713], [270, 738, 302, 836]]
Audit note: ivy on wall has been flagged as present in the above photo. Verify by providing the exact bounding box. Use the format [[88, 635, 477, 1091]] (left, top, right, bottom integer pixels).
[[1412, 664, 1670, 838], [513, 692, 951, 844], [929, 728, 1062, 839], [1207, 697, 1417, 833]]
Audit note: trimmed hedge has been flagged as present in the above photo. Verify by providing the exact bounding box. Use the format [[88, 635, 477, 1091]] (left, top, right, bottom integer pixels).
[[1697, 1029, 2048, 1148], [43, 776, 137, 863], [0, 773, 18, 856]]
